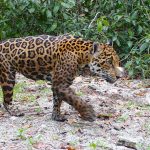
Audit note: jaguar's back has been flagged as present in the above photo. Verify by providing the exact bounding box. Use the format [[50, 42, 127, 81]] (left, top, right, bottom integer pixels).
[[1, 35, 58, 81]]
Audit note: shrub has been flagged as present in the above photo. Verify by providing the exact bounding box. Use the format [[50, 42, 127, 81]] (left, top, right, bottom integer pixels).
[[0, 0, 149, 78]]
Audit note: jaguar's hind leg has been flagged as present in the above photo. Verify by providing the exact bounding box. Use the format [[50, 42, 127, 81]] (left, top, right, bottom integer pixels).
[[1, 70, 24, 116]]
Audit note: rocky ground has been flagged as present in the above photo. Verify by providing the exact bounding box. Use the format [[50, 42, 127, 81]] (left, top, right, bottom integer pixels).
[[0, 74, 150, 150]]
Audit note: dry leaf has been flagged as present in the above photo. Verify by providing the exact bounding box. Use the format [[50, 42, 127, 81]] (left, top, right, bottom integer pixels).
[[33, 142, 48, 149], [97, 113, 113, 119], [67, 118, 77, 124], [66, 146, 76, 150], [135, 91, 146, 96]]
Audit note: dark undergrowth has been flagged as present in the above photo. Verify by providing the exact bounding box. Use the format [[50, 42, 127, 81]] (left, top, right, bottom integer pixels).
[[0, 0, 149, 78]]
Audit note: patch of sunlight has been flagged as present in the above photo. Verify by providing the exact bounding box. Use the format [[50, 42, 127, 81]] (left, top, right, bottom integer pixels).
[[13, 82, 27, 99], [41, 88, 51, 94], [21, 95, 36, 102], [36, 80, 46, 85]]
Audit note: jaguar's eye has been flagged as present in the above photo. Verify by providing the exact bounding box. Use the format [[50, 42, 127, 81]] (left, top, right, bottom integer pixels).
[[107, 59, 112, 64], [107, 59, 115, 68]]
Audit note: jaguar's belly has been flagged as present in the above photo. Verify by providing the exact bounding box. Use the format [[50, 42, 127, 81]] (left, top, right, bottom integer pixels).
[[16, 64, 52, 81], [22, 72, 52, 81]]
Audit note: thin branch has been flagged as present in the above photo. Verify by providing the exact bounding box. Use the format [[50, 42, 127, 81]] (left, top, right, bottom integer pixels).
[[88, 12, 100, 28]]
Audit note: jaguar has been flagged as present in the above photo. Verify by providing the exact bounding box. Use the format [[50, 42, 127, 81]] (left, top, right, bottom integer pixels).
[[0, 34, 124, 122]]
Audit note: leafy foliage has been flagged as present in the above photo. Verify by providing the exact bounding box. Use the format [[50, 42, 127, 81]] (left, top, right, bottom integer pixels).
[[0, 0, 149, 78]]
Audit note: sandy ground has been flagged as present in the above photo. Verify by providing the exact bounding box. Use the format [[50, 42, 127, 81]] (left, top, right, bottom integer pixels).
[[0, 74, 150, 150]]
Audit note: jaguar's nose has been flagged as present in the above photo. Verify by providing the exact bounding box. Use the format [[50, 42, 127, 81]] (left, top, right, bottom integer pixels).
[[115, 67, 126, 78]]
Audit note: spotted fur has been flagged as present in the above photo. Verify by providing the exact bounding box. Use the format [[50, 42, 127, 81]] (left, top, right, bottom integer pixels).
[[0, 34, 124, 121]]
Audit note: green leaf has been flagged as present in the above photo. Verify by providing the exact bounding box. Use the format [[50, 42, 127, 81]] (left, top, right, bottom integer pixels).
[[127, 41, 133, 48], [146, 38, 150, 43], [116, 39, 120, 46], [68, 0, 76, 6], [132, 20, 136, 26], [129, 69, 134, 77], [84, 8, 88, 12], [128, 29, 134, 37], [135, 66, 142, 69], [46, 10, 52, 18], [140, 43, 149, 52], [124, 17, 130, 23], [63, 13, 69, 19], [112, 36, 117, 41], [138, 25, 143, 34], [19, 5, 26, 11], [142, 54, 150, 60], [97, 21, 103, 32], [0, 19, 9, 24], [53, 5, 60, 14], [125, 61, 132, 68], [41, 8, 46, 15], [61, 2, 69, 8], [89, 142, 97, 149], [1, 31, 6, 39], [50, 22, 57, 31], [61, 2, 73, 8], [116, 15, 122, 21], [28, 8, 35, 13], [135, 58, 141, 65], [103, 19, 109, 26], [131, 11, 138, 20]]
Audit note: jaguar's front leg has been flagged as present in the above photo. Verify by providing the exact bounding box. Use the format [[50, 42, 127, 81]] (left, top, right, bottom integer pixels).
[[51, 88, 66, 121], [51, 58, 96, 122], [52, 75, 96, 122]]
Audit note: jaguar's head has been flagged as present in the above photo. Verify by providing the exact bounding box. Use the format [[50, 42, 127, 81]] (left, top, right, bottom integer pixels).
[[89, 43, 125, 83]]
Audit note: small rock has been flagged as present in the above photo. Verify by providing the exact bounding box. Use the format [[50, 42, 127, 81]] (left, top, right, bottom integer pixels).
[[110, 89, 118, 94], [116, 146, 134, 150], [10, 116, 18, 120], [146, 92, 150, 104], [38, 124, 47, 131], [113, 124, 123, 131], [74, 76, 83, 83], [117, 135, 143, 149]]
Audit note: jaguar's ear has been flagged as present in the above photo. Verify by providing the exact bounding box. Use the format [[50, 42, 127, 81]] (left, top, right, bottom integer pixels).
[[91, 42, 100, 57], [106, 39, 113, 46]]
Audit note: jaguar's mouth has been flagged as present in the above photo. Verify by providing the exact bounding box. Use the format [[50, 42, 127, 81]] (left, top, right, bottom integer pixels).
[[101, 74, 116, 83], [101, 71, 117, 83], [104, 76, 116, 83], [102, 67, 125, 83]]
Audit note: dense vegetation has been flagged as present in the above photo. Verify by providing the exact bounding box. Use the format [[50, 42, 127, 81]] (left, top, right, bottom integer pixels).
[[0, 0, 149, 78]]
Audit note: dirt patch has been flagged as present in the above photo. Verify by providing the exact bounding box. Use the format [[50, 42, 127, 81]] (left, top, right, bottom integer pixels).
[[0, 74, 150, 150]]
